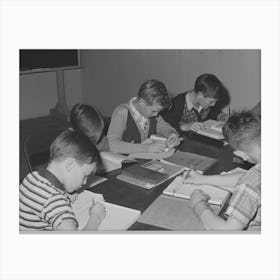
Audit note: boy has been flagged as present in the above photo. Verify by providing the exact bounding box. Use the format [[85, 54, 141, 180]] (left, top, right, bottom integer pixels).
[[107, 79, 180, 154], [19, 129, 106, 231], [70, 103, 109, 152], [161, 74, 226, 133], [186, 111, 261, 230]]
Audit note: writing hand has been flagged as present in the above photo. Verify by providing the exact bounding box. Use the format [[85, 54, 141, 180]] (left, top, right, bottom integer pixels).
[[183, 170, 204, 184], [167, 133, 180, 149], [148, 141, 166, 153], [189, 189, 210, 208], [190, 122, 205, 132], [89, 200, 106, 222]]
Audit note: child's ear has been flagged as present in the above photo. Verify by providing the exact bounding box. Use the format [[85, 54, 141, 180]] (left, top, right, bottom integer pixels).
[[64, 158, 76, 172]]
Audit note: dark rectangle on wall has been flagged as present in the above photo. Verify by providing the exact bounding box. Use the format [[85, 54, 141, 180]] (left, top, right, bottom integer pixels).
[[20, 49, 79, 71]]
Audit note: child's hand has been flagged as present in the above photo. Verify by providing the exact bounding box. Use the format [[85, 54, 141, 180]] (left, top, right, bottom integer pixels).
[[190, 122, 205, 132], [147, 141, 166, 153], [189, 189, 210, 208], [183, 170, 204, 184], [89, 201, 106, 222], [167, 133, 180, 148], [69, 192, 78, 203], [142, 138, 154, 145]]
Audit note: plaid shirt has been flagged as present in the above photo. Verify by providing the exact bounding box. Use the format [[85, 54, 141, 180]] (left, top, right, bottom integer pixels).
[[180, 92, 211, 124], [225, 164, 261, 231]]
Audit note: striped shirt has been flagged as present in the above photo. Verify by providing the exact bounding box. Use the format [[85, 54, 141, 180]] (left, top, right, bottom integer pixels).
[[19, 169, 78, 231], [225, 164, 261, 231]]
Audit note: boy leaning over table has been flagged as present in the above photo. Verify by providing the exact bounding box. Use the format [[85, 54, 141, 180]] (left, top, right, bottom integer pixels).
[[185, 111, 261, 231], [19, 129, 106, 231]]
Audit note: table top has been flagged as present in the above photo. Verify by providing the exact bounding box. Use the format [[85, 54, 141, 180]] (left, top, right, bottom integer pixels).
[[87, 132, 252, 231]]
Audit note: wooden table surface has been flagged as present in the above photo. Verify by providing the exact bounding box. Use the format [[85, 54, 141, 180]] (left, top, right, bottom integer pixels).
[[87, 132, 252, 231]]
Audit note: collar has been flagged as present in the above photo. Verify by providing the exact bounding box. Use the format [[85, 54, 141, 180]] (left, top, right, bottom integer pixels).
[[129, 97, 149, 130], [186, 91, 203, 113], [38, 167, 65, 192]]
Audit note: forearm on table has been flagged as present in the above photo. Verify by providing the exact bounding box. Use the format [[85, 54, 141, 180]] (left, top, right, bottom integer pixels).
[[199, 173, 245, 190]]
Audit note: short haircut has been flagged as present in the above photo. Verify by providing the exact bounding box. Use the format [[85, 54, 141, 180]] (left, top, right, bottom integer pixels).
[[70, 104, 104, 144], [222, 111, 261, 150], [50, 129, 99, 164], [137, 80, 171, 108], [194, 74, 223, 99]]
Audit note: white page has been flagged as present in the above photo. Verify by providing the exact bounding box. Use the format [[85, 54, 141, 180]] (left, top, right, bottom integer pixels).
[[163, 176, 230, 206], [72, 190, 141, 230]]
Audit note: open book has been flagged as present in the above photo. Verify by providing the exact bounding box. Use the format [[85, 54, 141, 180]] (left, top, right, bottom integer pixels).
[[117, 160, 185, 189], [161, 150, 217, 174], [85, 173, 107, 188], [129, 148, 175, 160], [195, 119, 225, 140], [163, 175, 231, 206], [99, 151, 136, 173], [72, 190, 141, 230]]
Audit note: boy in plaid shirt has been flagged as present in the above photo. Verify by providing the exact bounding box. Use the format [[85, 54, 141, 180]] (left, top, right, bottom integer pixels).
[[161, 74, 227, 133], [185, 111, 261, 231]]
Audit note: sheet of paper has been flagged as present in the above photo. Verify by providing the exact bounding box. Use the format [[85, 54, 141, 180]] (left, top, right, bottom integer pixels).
[[163, 176, 230, 206], [72, 190, 140, 230]]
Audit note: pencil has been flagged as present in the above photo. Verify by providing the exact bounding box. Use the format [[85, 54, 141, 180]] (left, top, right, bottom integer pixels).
[[183, 168, 192, 183]]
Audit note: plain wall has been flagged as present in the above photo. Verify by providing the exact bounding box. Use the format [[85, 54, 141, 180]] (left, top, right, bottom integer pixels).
[[20, 68, 82, 120], [81, 50, 260, 117]]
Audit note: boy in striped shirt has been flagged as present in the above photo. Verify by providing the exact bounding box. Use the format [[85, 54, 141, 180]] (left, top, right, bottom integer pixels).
[[19, 129, 106, 231]]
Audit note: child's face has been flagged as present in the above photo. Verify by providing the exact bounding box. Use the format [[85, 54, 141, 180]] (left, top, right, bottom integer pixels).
[[197, 92, 217, 109], [63, 160, 96, 193], [139, 101, 163, 118], [238, 142, 261, 164]]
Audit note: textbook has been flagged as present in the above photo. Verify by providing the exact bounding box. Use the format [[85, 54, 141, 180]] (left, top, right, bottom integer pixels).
[[99, 151, 136, 173], [129, 148, 175, 160], [86, 173, 107, 188], [195, 119, 225, 140], [161, 150, 217, 174], [163, 175, 231, 206], [72, 190, 141, 230], [116, 160, 184, 189]]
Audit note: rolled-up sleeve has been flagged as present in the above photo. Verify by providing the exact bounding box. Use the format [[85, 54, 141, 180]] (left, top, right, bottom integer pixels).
[[156, 115, 178, 137]]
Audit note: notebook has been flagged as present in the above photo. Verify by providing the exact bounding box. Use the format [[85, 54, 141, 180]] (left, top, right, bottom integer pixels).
[[129, 148, 175, 160], [72, 190, 141, 230], [161, 150, 217, 173], [117, 160, 185, 189], [163, 175, 231, 206], [86, 173, 107, 188], [99, 151, 137, 173], [195, 119, 225, 140], [116, 163, 169, 189]]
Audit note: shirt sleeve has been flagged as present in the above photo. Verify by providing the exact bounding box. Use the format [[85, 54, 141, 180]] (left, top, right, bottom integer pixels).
[[156, 115, 178, 137], [41, 193, 78, 230], [225, 183, 260, 227], [107, 105, 149, 154]]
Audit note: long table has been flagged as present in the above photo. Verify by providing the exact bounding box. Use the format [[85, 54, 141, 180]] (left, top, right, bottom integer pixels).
[[88, 133, 252, 231]]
